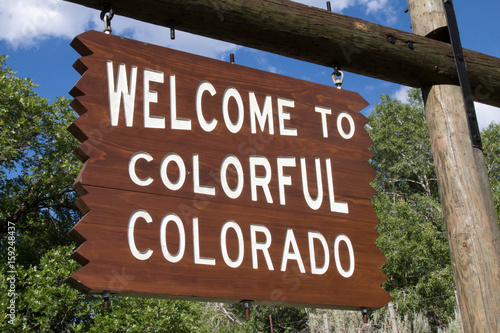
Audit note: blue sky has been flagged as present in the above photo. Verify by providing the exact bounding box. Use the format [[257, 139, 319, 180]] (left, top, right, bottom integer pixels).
[[1, 0, 499, 129]]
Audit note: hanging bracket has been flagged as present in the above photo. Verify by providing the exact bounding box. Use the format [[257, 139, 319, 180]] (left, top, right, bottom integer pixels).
[[443, 0, 482, 149], [100, 4, 114, 34], [332, 64, 344, 89], [169, 20, 176, 40], [103, 291, 111, 309], [241, 300, 252, 321]]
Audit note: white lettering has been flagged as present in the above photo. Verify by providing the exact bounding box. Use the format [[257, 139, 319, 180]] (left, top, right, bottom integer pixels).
[[128, 210, 153, 260], [308, 231, 329, 275], [281, 229, 305, 273], [334, 234, 355, 278], [160, 153, 186, 191], [315, 106, 331, 138], [170, 74, 192, 130], [128, 152, 153, 186], [250, 225, 274, 270], [277, 97, 297, 136], [249, 92, 274, 134], [160, 213, 186, 263], [301, 157, 323, 210], [277, 157, 296, 205], [196, 81, 218, 132], [337, 112, 355, 139], [193, 217, 216, 265], [222, 87, 244, 133], [220, 221, 244, 268], [249, 156, 273, 203], [326, 158, 349, 213], [220, 155, 244, 199], [143, 69, 165, 128], [193, 154, 216, 196], [107, 61, 137, 127]]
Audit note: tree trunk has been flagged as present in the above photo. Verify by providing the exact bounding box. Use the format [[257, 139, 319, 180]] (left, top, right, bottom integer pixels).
[[407, 1, 500, 332]]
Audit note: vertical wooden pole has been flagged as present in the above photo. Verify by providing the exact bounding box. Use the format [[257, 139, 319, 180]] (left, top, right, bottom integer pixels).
[[388, 302, 399, 333], [407, 1, 500, 332], [323, 313, 330, 333]]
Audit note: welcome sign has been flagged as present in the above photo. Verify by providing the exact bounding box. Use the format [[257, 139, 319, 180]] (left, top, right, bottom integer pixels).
[[67, 30, 390, 309]]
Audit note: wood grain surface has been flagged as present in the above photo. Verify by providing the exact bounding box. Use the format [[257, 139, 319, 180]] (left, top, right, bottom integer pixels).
[[67, 30, 391, 310], [62, 0, 500, 109]]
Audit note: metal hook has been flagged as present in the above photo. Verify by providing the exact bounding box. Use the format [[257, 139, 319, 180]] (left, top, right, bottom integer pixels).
[[169, 20, 176, 40], [332, 65, 344, 89], [100, 5, 114, 34]]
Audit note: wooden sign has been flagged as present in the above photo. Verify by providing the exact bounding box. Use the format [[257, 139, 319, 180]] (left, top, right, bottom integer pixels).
[[67, 30, 391, 309]]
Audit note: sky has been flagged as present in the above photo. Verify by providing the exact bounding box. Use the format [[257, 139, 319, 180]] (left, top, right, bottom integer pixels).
[[0, 0, 499, 129]]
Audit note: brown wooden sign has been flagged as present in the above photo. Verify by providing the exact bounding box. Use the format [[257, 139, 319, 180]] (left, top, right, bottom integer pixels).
[[67, 30, 391, 309]]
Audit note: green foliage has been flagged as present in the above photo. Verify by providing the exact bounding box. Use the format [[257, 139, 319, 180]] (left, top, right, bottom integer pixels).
[[368, 89, 437, 198], [1, 245, 95, 332], [229, 304, 307, 332], [0, 56, 203, 332], [481, 121, 500, 220], [368, 89, 455, 327], [2, 53, 497, 332], [194, 303, 307, 333], [369, 89, 500, 329], [0, 54, 308, 332], [0, 245, 203, 332], [374, 192, 456, 326], [89, 297, 203, 332], [307, 308, 461, 333], [0, 55, 81, 266]]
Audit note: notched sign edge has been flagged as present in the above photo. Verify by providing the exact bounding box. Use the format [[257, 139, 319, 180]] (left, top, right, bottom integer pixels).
[[65, 30, 392, 308]]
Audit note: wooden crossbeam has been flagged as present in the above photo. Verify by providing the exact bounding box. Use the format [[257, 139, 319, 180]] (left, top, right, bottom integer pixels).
[[63, 0, 500, 108]]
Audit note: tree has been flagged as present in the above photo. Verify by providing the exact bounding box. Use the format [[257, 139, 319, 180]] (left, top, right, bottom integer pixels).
[[368, 88, 500, 329], [368, 89, 437, 199], [368, 89, 455, 328], [0, 55, 308, 332], [2, 52, 497, 331], [0, 55, 81, 267], [0, 56, 206, 332], [0, 244, 204, 332], [481, 122, 500, 220]]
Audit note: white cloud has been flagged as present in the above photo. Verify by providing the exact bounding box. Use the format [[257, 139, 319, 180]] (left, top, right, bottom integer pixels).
[[358, 0, 389, 14], [293, 0, 356, 12], [393, 86, 500, 129], [393, 85, 410, 103], [294, 0, 400, 25], [0, 0, 96, 48], [0, 0, 238, 59], [110, 16, 238, 59], [475, 102, 500, 130]]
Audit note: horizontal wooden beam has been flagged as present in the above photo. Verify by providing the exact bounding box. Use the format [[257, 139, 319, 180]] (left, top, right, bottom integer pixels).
[[63, 0, 500, 108]]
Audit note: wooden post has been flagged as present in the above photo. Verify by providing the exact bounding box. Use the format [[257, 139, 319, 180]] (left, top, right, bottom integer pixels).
[[407, 1, 500, 332], [388, 302, 399, 333], [323, 313, 330, 333]]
